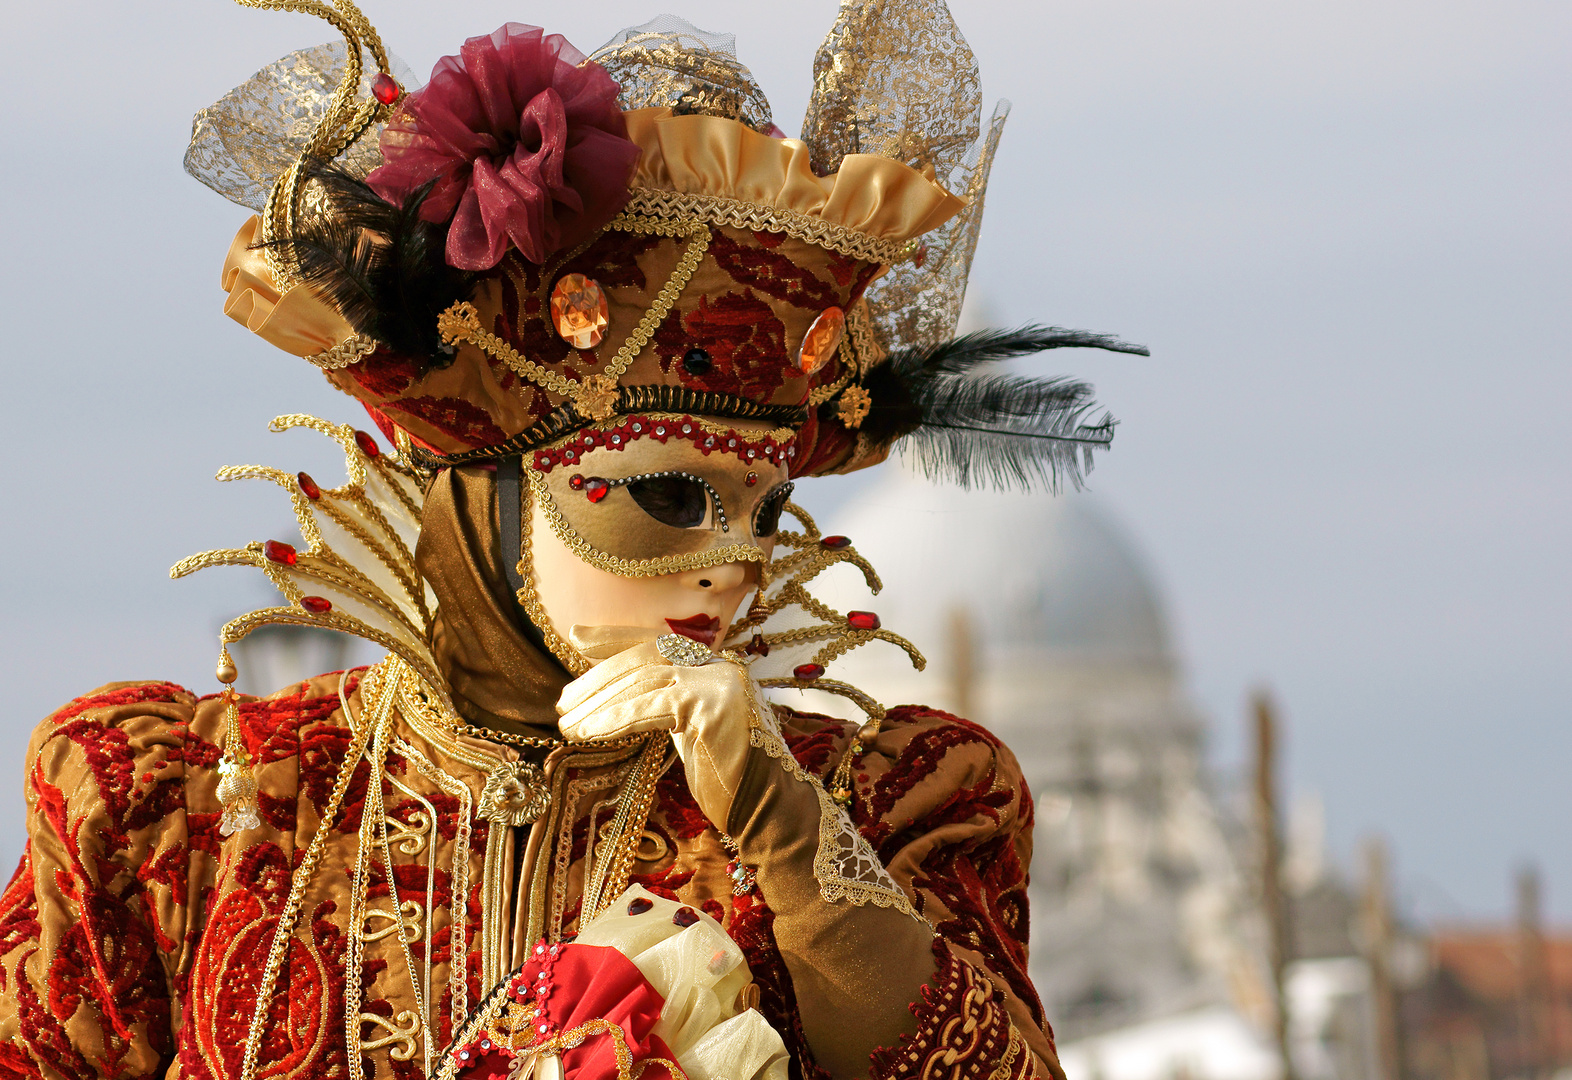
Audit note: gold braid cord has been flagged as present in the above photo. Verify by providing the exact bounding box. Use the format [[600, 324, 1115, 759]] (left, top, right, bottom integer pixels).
[[233, 0, 397, 287], [170, 414, 449, 706], [618, 188, 909, 265], [725, 502, 927, 808], [308, 333, 379, 370], [438, 220, 711, 422], [238, 666, 396, 1080], [514, 479, 594, 676]]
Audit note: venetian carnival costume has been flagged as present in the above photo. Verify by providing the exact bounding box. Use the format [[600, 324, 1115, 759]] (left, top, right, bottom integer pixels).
[[0, 3, 1147, 1079]]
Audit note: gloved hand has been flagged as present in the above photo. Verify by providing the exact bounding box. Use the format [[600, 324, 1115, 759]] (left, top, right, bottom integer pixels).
[[556, 626, 764, 831], [558, 626, 940, 1078]]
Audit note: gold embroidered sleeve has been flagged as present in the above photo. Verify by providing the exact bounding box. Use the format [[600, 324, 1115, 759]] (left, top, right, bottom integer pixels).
[[0, 682, 208, 1078]]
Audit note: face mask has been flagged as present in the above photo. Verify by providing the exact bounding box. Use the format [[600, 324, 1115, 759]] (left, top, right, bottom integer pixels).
[[525, 414, 797, 577]]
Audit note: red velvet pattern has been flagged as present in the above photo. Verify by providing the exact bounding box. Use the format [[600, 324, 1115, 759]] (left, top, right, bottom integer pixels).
[[0, 682, 1053, 1079]]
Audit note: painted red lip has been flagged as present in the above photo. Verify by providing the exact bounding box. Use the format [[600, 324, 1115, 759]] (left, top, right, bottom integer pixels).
[[666, 614, 721, 647]]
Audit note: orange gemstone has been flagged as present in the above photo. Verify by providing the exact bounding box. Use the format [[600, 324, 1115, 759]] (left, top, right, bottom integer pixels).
[[798, 306, 845, 375], [549, 274, 609, 349]]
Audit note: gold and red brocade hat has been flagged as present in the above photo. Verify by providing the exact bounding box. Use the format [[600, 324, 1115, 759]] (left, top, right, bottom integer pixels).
[[196, 6, 1144, 491], [344, 103, 960, 469]]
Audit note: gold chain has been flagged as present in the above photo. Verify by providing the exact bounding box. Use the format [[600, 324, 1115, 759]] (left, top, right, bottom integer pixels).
[[394, 659, 647, 752], [238, 664, 393, 1080], [580, 734, 668, 921], [448, 720, 562, 750]]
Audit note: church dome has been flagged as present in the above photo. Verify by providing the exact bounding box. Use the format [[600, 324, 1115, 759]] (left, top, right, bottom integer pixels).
[[816, 465, 1173, 673]]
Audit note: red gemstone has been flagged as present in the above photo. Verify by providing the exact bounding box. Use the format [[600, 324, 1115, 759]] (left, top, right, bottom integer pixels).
[[584, 477, 610, 503], [847, 610, 881, 631], [354, 430, 381, 457], [262, 540, 298, 566], [371, 72, 400, 105], [821, 535, 850, 549], [794, 663, 825, 681], [672, 906, 700, 927], [296, 471, 321, 500], [569, 474, 585, 490], [913, 241, 929, 268], [300, 595, 332, 613], [744, 633, 771, 657], [627, 897, 654, 916], [745, 472, 758, 486]]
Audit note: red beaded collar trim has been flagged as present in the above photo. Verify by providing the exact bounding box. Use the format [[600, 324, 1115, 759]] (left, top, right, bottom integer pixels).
[[530, 414, 798, 473]]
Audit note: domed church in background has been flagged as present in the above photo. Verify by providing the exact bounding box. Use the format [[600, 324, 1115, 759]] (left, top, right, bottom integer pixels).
[[809, 466, 1289, 1076]]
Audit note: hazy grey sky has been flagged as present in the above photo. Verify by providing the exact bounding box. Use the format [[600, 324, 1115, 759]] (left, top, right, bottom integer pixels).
[[1, 0, 1566, 921]]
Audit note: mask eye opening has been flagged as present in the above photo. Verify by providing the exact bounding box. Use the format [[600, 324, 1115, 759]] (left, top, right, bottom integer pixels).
[[618, 472, 729, 532], [753, 481, 795, 538]]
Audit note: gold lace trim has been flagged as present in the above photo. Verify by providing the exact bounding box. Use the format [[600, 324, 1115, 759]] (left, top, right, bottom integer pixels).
[[617, 188, 908, 265], [737, 669, 923, 922]]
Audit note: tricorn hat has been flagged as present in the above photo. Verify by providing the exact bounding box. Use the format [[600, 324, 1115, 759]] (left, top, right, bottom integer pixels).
[[192, 4, 1146, 490]]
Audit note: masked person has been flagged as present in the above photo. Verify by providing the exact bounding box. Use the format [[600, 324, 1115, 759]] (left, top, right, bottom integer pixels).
[[0, 4, 1146, 1079]]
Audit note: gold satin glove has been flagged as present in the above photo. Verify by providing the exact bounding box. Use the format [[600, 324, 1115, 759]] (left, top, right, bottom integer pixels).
[[557, 626, 766, 827]]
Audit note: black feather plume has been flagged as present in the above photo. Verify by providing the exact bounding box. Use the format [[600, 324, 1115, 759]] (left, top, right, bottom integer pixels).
[[264, 163, 475, 368], [857, 325, 1147, 491]]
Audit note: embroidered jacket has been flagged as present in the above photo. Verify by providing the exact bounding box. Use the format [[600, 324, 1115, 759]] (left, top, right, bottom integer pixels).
[[0, 666, 1059, 1080]]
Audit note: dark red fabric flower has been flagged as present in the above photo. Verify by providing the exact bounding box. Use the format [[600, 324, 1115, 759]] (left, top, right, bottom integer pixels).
[[368, 24, 640, 271]]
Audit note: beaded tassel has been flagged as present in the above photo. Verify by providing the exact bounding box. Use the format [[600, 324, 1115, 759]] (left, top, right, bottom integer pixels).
[[213, 648, 261, 836]]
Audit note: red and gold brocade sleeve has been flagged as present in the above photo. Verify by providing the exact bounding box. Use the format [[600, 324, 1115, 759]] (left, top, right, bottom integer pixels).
[[784, 704, 1065, 1080], [0, 681, 215, 1079]]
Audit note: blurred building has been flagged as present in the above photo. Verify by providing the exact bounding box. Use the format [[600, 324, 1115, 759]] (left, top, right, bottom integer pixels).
[[812, 466, 1378, 1080], [1403, 870, 1572, 1080], [229, 623, 360, 697]]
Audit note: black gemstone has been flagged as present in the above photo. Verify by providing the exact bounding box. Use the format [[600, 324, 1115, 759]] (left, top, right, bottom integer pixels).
[[682, 347, 712, 375]]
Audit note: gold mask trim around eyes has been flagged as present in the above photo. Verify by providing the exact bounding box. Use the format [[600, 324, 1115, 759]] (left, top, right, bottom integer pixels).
[[516, 478, 593, 675], [525, 467, 770, 580]]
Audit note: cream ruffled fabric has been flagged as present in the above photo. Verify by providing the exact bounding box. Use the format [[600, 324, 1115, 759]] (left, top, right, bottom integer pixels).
[[220, 215, 355, 357], [624, 107, 966, 243], [574, 886, 790, 1080]]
